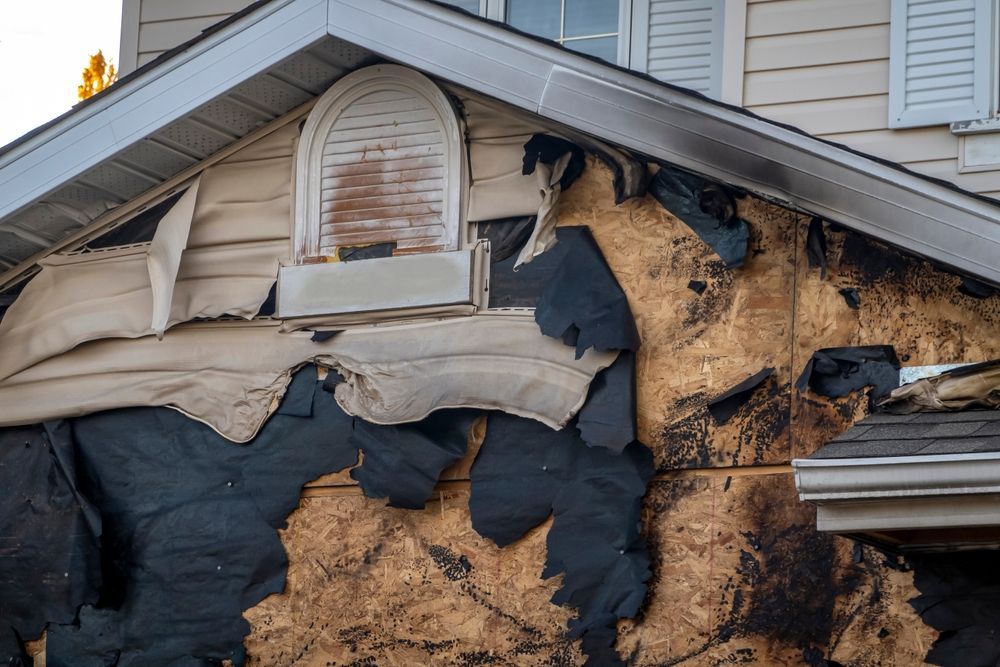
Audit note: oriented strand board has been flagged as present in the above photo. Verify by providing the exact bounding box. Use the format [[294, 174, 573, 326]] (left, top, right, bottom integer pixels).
[[559, 160, 799, 470], [246, 474, 934, 666], [244, 489, 584, 666], [619, 474, 933, 666], [790, 221, 1000, 459]]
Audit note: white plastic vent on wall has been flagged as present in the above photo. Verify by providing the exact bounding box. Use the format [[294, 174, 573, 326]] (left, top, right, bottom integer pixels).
[[635, 0, 724, 99], [294, 65, 464, 262], [888, 0, 992, 128]]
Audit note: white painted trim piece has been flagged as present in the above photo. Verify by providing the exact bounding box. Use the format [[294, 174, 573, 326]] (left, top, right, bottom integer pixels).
[[720, 0, 746, 106], [276, 243, 488, 318], [0, 0, 326, 221], [792, 452, 1000, 502], [816, 494, 1000, 532], [293, 64, 463, 262], [119, 0, 142, 76], [627, 0, 649, 73]]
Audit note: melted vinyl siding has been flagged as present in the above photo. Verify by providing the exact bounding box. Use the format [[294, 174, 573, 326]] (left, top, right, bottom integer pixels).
[[744, 0, 1000, 195], [135, 0, 256, 66]]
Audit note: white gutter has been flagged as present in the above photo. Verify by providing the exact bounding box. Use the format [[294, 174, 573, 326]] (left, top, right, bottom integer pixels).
[[793, 453, 1000, 532]]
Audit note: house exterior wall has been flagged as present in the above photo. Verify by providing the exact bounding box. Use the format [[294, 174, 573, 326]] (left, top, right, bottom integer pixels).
[[120, 0, 257, 71], [743, 0, 1000, 199]]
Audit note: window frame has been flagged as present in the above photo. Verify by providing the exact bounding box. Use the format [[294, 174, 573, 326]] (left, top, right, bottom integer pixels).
[[469, 0, 743, 104]]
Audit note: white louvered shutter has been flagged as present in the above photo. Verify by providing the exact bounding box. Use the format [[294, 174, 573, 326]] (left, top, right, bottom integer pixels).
[[633, 0, 725, 99], [888, 0, 992, 128], [319, 89, 454, 254]]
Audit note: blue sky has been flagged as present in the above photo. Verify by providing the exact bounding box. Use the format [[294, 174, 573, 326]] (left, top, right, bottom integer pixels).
[[0, 0, 122, 147]]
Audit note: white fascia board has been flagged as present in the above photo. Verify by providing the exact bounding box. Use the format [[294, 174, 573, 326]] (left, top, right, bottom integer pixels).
[[0, 0, 327, 221], [792, 453, 1000, 503], [332, 0, 1000, 284]]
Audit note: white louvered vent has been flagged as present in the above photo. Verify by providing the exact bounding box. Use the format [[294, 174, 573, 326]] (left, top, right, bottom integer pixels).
[[889, 0, 991, 128], [640, 0, 724, 98], [294, 65, 463, 262], [319, 89, 450, 254]]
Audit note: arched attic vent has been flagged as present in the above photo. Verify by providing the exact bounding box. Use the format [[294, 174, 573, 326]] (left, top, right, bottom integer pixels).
[[293, 64, 466, 263]]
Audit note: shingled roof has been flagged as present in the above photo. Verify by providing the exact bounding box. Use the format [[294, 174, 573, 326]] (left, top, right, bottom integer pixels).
[[811, 411, 1000, 460]]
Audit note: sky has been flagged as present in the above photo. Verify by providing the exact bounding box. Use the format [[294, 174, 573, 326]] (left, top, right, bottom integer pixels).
[[0, 0, 122, 147]]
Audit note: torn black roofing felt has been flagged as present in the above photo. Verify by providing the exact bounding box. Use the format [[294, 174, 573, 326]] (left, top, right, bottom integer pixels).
[[469, 412, 654, 667], [477, 216, 536, 263], [648, 165, 749, 269], [838, 287, 861, 310], [958, 275, 998, 299], [707, 367, 775, 425], [0, 422, 102, 663], [309, 329, 341, 343], [590, 146, 649, 205], [486, 225, 640, 359], [532, 227, 641, 359], [806, 217, 828, 280], [908, 551, 1000, 667], [44, 366, 359, 667], [522, 134, 586, 192], [338, 242, 396, 261], [86, 190, 186, 249], [688, 279, 708, 295], [349, 410, 479, 509], [795, 346, 901, 403], [576, 351, 636, 454]]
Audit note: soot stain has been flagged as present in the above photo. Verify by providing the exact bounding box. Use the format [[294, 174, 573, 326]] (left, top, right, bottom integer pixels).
[[424, 544, 579, 665], [663, 236, 737, 350], [657, 380, 789, 472]]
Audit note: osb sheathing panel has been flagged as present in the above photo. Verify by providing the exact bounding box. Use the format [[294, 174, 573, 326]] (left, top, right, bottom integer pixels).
[[244, 489, 585, 666], [558, 159, 798, 470], [240, 158, 997, 664], [244, 475, 934, 665], [789, 222, 1000, 459]]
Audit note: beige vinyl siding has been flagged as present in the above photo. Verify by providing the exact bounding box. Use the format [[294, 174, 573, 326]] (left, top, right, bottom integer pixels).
[[744, 0, 1000, 196], [133, 0, 256, 68]]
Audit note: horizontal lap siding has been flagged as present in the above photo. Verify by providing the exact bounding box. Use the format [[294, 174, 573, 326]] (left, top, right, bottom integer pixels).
[[135, 0, 255, 65], [743, 0, 1000, 194]]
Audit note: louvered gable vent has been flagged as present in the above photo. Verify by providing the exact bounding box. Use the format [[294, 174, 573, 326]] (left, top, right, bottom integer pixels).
[[638, 0, 724, 98], [294, 65, 463, 262], [889, 0, 992, 128]]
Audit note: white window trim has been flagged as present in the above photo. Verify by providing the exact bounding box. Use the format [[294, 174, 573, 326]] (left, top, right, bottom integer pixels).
[[481, 0, 743, 103], [292, 64, 465, 263]]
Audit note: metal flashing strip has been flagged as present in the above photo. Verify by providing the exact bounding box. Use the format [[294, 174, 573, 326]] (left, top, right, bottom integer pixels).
[[793, 452, 1000, 503], [0, 0, 998, 285]]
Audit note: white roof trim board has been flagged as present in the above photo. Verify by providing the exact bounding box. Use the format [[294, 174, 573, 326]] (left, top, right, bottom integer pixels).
[[793, 453, 1000, 532], [1, 0, 999, 285]]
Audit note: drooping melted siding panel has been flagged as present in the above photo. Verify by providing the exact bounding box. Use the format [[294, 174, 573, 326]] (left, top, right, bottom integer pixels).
[[319, 90, 451, 253]]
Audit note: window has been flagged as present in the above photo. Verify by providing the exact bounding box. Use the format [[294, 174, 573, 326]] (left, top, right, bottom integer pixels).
[[437, 0, 736, 102], [507, 0, 621, 62], [888, 0, 993, 128]]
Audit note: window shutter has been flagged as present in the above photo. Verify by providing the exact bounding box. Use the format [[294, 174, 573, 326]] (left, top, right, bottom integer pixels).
[[633, 0, 725, 99], [889, 0, 992, 128]]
